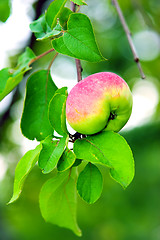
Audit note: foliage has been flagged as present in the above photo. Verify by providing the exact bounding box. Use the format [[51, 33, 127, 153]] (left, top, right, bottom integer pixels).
[[77, 162, 103, 204], [39, 169, 82, 236], [21, 70, 57, 141], [0, 47, 36, 101], [0, 0, 136, 236], [8, 144, 42, 204], [0, 0, 10, 22], [52, 13, 106, 62], [74, 131, 134, 189]]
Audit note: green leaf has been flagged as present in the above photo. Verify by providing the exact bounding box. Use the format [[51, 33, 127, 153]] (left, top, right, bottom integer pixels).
[[0, 0, 11, 22], [72, 159, 82, 167], [21, 70, 57, 141], [52, 36, 76, 57], [71, 0, 87, 5], [0, 68, 11, 93], [52, 13, 106, 62], [0, 47, 36, 101], [49, 87, 68, 136], [54, 23, 63, 32], [39, 169, 82, 236], [59, 7, 72, 30], [57, 148, 76, 172], [30, 14, 47, 34], [46, 0, 67, 29], [38, 134, 69, 174], [8, 144, 42, 204], [30, 14, 61, 41], [13, 47, 36, 76], [0, 70, 25, 101], [74, 131, 135, 188], [77, 163, 103, 204]]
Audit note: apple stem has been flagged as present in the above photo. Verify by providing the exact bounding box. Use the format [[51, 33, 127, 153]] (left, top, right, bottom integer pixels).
[[112, 0, 145, 79], [69, 132, 87, 142], [71, 2, 83, 82]]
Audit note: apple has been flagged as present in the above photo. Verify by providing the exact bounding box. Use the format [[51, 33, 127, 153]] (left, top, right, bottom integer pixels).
[[66, 72, 133, 135]]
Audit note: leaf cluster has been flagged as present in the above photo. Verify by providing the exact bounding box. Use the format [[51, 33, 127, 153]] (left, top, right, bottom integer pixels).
[[30, 0, 105, 62], [8, 69, 134, 236], [0, 47, 36, 101], [0, 0, 135, 237], [0, 0, 104, 102]]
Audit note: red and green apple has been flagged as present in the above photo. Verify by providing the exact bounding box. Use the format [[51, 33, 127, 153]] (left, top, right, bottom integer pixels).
[[66, 72, 133, 135]]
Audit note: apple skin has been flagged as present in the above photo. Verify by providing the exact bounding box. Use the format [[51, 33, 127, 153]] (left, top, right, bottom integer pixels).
[[66, 72, 133, 135]]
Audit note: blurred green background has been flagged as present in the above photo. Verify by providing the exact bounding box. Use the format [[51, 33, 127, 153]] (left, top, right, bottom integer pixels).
[[0, 0, 160, 239]]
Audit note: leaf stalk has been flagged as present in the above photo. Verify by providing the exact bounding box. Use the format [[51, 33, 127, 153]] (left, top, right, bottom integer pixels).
[[28, 48, 55, 66]]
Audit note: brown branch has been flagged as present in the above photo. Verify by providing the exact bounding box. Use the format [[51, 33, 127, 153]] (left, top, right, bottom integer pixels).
[[28, 48, 55, 66], [71, 2, 83, 82], [75, 59, 82, 82], [112, 0, 145, 79], [70, 1, 76, 12]]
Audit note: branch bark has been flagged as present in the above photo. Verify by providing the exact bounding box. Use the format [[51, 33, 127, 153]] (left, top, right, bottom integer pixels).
[[112, 0, 145, 79], [70, 1, 76, 12], [71, 1, 83, 82], [75, 59, 82, 82]]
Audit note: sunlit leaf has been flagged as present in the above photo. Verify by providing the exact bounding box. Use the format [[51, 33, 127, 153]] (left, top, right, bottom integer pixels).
[[49, 87, 68, 136], [21, 70, 57, 141], [0, 68, 11, 93], [39, 169, 82, 236], [57, 148, 76, 172], [0, 47, 36, 101], [13, 47, 36, 76], [38, 134, 69, 174], [46, 0, 67, 29], [30, 14, 61, 41], [59, 7, 72, 30], [77, 163, 103, 204], [8, 144, 42, 204], [74, 131, 135, 188], [52, 13, 106, 62]]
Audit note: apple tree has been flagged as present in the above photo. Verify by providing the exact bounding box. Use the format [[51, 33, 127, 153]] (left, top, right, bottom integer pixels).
[[0, 0, 140, 236]]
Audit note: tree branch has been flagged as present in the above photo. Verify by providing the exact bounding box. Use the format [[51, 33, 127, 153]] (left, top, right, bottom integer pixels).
[[47, 52, 59, 75], [71, 1, 83, 82], [70, 1, 76, 12], [75, 59, 82, 82], [112, 0, 145, 79], [28, 48, 55, 66]]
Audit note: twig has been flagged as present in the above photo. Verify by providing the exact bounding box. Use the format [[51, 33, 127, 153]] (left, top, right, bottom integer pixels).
[[112, 0, 145, 79], [75, 59, 82, 82], [70, 1, 76, 12], [71, 2, 83, 82], [28, 48, 55, 66], [47, 52, 59, 75]]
